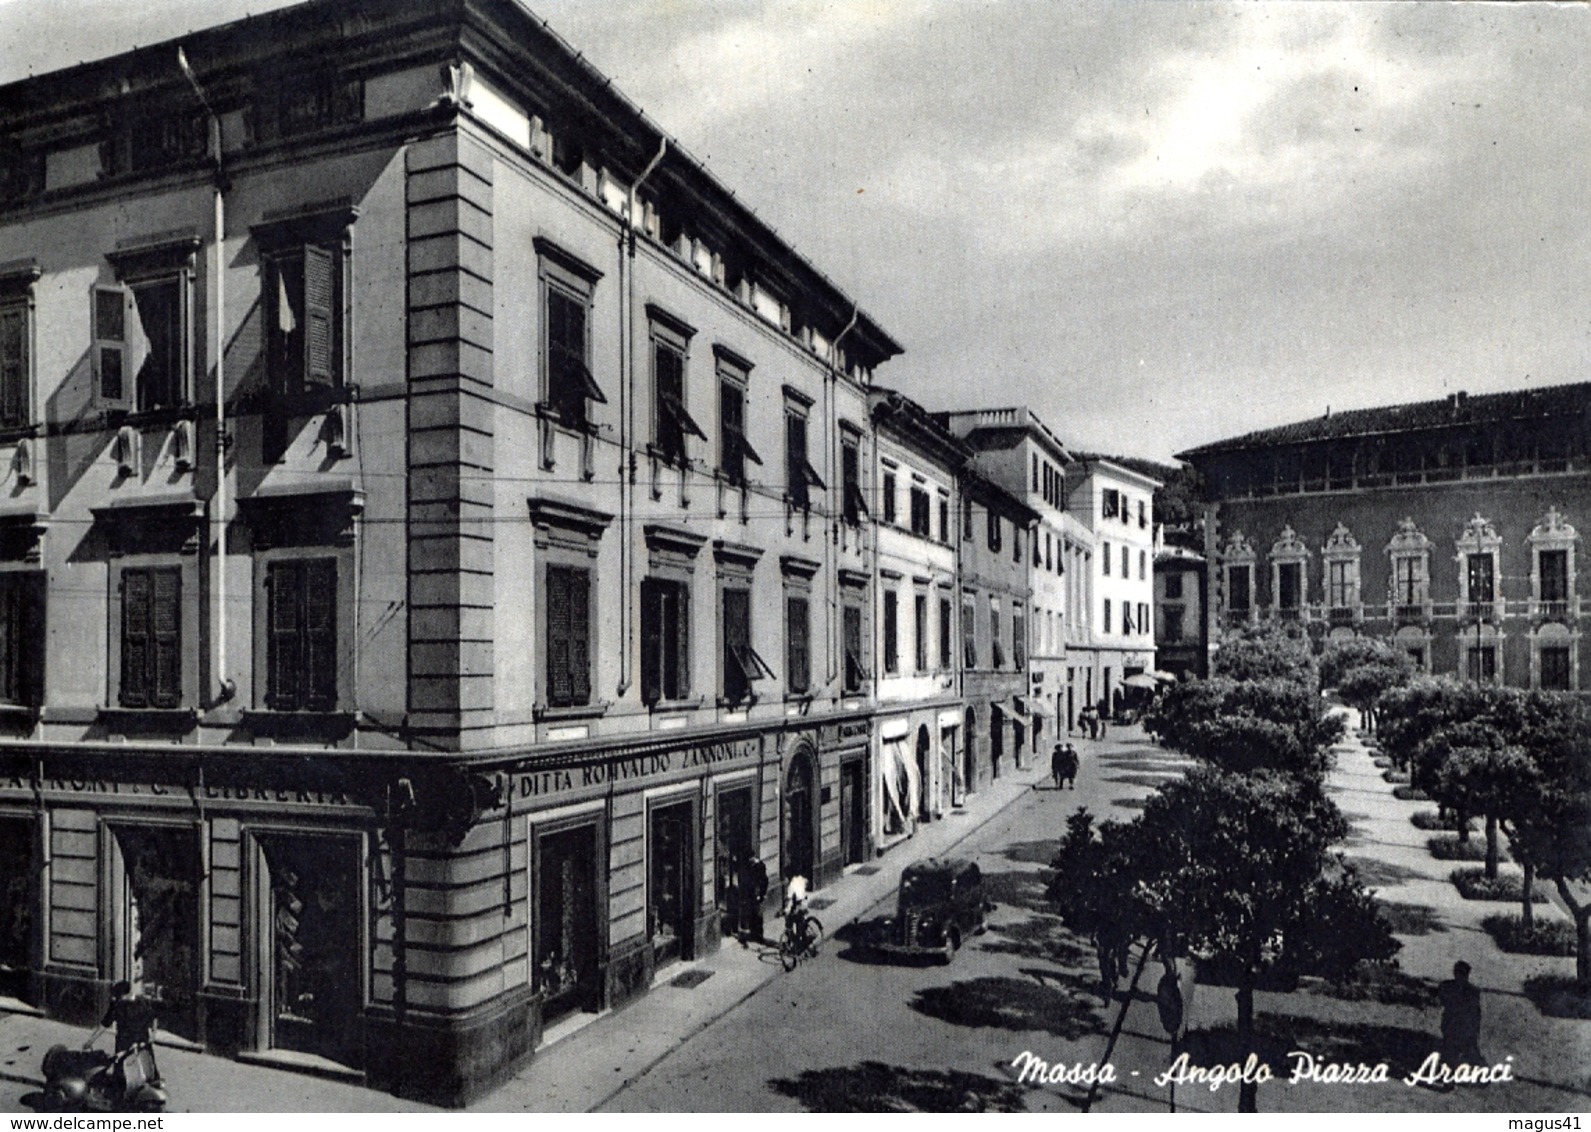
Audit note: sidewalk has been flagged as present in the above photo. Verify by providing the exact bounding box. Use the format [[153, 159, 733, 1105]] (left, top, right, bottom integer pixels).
[[0, 1011, 434, 1112], [473, 751, 1053, 1112], [1080, 714, 1591, 1114]]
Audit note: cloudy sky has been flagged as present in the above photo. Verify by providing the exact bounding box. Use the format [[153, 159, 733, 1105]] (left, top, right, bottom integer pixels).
[[3, 0, 1587, 462]]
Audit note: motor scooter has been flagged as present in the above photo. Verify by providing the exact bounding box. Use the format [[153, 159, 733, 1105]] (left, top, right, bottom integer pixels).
[[39, 1038, 167, 1112]]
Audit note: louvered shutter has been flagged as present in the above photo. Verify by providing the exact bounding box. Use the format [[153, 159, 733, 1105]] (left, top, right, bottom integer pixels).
[[787, 596, 809, 693], [267, 562, 302, 710], [21, 572, 43, 708], [304, 559, 337, 710], [0, 576, 16, 704], [94, 286, 133, 411], [121, 569, 151, 707], [302, 244, 334, 387], [568, 568, 590, 705], [0, 306, 26, 428], [151, 568, 181, 708], [640, 580, 662, 705], [546, 567, 573, 706], [671, 585, 690, 700], [723, 587, 749, 701]]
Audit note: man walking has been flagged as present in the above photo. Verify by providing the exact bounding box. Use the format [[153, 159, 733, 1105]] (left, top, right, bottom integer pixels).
[[1437, 960, 1484, 1068]]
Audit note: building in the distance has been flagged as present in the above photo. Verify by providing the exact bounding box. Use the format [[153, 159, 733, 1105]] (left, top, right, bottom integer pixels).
[[867, 388, 966, 842], [1179, 383, 1591, 691], [1154, 542, 1208, 680], [1067, 457, 1161, 716], [0, 0, 902, 1103]]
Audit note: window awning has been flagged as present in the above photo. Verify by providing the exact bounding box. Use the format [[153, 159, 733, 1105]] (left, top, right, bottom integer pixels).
[[731, 643, 776, 682], [801, 461, 827, 491], [554, 346, 607, 404], [661, 392, 707, 441]]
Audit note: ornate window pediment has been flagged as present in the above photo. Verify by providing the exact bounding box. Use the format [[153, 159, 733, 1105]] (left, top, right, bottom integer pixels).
[[1270, 525, 1310, 563], [1529, 507, 1577, 621], [1385, 517, 1432, 557], [1386, 518, 1432, 621], [1455, 513, 1502, 557], [1529, 506, 1576, 549], [1321, 523, 1360, 560], [1221, 530, 1255, 564]]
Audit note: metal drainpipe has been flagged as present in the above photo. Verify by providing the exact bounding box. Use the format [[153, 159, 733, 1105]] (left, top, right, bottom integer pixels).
[[827, 307, 858, 688], [616, 139, 667, 698], [180, 48, 234, 706]]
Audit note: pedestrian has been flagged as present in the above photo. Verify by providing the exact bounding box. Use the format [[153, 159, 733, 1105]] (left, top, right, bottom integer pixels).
[[1079, 704, 1096, 741], [1051, 742, 1066, 790], [87, 979, 160, 1089], [1096, 698, 1109, 740], [739, 853, 769, 943], [1061, 743, 1079, 789], [1437, 960, 1484, 1068]]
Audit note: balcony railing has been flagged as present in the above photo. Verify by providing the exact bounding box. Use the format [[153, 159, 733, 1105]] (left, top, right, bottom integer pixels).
[[1328, 606, 1357, 625]]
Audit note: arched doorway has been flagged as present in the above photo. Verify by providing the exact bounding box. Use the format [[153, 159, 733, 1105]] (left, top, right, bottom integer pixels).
[[990, 704, 1005, 779], [782, 746, 818, 886], [915, 725, 932, 820], [963, 708, 977, 796]]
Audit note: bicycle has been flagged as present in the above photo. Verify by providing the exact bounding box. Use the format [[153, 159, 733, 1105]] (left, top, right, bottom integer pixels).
[[778, 907, 824, 970]]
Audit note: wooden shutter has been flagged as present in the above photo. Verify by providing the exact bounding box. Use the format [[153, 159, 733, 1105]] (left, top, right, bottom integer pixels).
[[304, 559, 337, 711], [670, 584, 689, 700], [546, 566, 573, 707], [568, 568, 590, 705], [302, 244, 334, 387], [21, 572, 43, 708], [94, 286, 133, 411], [121, 569, 151, 707], [720, 381, 744, 480], [0, 575, 17, 704], [640, 579, 662, 705], [787, 595, 809, 693], [0, 306, 27, 428], [723, 587, 749, 700], [151, 568, 181, 709], [843, 603, 862, 690], [267, 561, 302, 710]]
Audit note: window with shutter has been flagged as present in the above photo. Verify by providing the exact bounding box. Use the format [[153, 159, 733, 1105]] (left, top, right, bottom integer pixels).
[[0, 572, 41, 707], [786, 595, 810, 693], [0, 305, 27, 428], [841, 440, 864, 524], [913, 593, 928, 672], [545, 565, 591, 708], [990, 605, 1004, 668], [938, 596, 951, 670], [266, 244, 340, 396], [962, 596, 976, 668], [94, 286, 132, 410], [723, 586, 751, 703], [120, 567, 180, 708], [882, 590, 898, 675], [785, 412, 809, 510], [641, 578, 690, 705], [842, 602, 864, 693], [302, 244, 334, 387], [304, 559, 337, 710], [267, 561, 301, 710]]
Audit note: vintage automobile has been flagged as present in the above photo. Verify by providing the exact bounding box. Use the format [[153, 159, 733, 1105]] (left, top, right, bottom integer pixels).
[[875, 857, 990, 963]]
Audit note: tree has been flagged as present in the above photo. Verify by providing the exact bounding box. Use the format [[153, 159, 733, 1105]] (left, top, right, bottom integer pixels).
[[1376, 677, 1494, 776], [1143, 676, 1343, 780], [1319, 638, 1415, 733], [1128, 768, 1396, 1112], [1422, 725, 1536, 879], [1213, 624, 1318, 686]]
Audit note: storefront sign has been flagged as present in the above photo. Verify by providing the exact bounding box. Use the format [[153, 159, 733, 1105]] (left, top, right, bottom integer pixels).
[[515, 737, 759, 801], [0, 774, 354, 808]]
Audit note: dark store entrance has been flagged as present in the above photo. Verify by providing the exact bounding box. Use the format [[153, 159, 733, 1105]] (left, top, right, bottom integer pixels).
[[0, 817, 33, 1004], [535, 822, 601, 1023], [782, 751, 816, 885], [839, 759, 865, 865], [259, 834, 361, 1066], [648, 800, 694, 967], [715, 785, 755, 936], [112, 824, 200, 1041]]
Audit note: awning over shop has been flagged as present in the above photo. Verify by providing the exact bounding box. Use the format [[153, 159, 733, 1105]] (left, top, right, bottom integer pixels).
[[881, 737, 919, 830]]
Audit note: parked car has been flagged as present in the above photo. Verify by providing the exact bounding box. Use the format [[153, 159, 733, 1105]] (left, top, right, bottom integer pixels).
[[875, 857, 990, 963]]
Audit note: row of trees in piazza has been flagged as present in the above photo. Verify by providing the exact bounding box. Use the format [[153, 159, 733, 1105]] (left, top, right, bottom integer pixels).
[[1047, 622, 1591, 1112]]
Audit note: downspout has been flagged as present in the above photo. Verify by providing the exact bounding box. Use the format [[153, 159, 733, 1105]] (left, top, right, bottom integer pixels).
[[616, 138, 667, 698], [180, 48, 235, 705], [827, 306, 858, 689]]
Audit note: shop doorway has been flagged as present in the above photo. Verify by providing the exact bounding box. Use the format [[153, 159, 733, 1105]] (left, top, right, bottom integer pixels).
[[259, 834, 361, 1066], [648, 800, 694, 968], [914, 726, 932, 820], [990, 705, 1005, 778], [535, 822, 601, 1023], [0, 817, 34, 1004], [839, 759, 865, 865], [112, 824, 200, 1041], [715, 785, 756, 937], [963, 708, 977, 795], [782, 749, 817, 886]]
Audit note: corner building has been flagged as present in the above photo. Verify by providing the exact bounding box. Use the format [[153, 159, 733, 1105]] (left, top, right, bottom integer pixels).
[[0, 0, 900, 1104]]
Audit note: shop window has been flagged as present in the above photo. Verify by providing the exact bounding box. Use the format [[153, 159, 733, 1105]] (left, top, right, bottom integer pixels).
[[546, 565, 593, 708], [786, 594, 811, 694], [0, 572, 43, 707], [120, 566, 181, 709], [0, 300, 28, 428], [641, 578, 690, 705], [882, 589, 899, 675], [265, 558, 337, 712]]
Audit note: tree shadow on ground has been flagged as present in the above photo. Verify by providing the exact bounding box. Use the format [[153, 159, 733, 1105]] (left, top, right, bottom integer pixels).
[[1109, 797, 1147, 811], [980, 911, 1092, 968], [1103, 773, 1182, 789], [1096, 756, 1187, 774], [1377, 900, 1447, 936], [830, 918, 901, 966], [1299, 962, 1438, 1008], [909, 975, 1107, 1040], [1521, 975, 1591, 1021], [1345, 857, 1426, 886], [1001, 838, 1062, 866], [980, 867, 1053, 914], [1183, 1012, 1436, 1080], [768, 1060, 1029, 1112]]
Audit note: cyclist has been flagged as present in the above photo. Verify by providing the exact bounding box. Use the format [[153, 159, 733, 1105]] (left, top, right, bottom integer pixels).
[[782, 874, 811, 946]]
